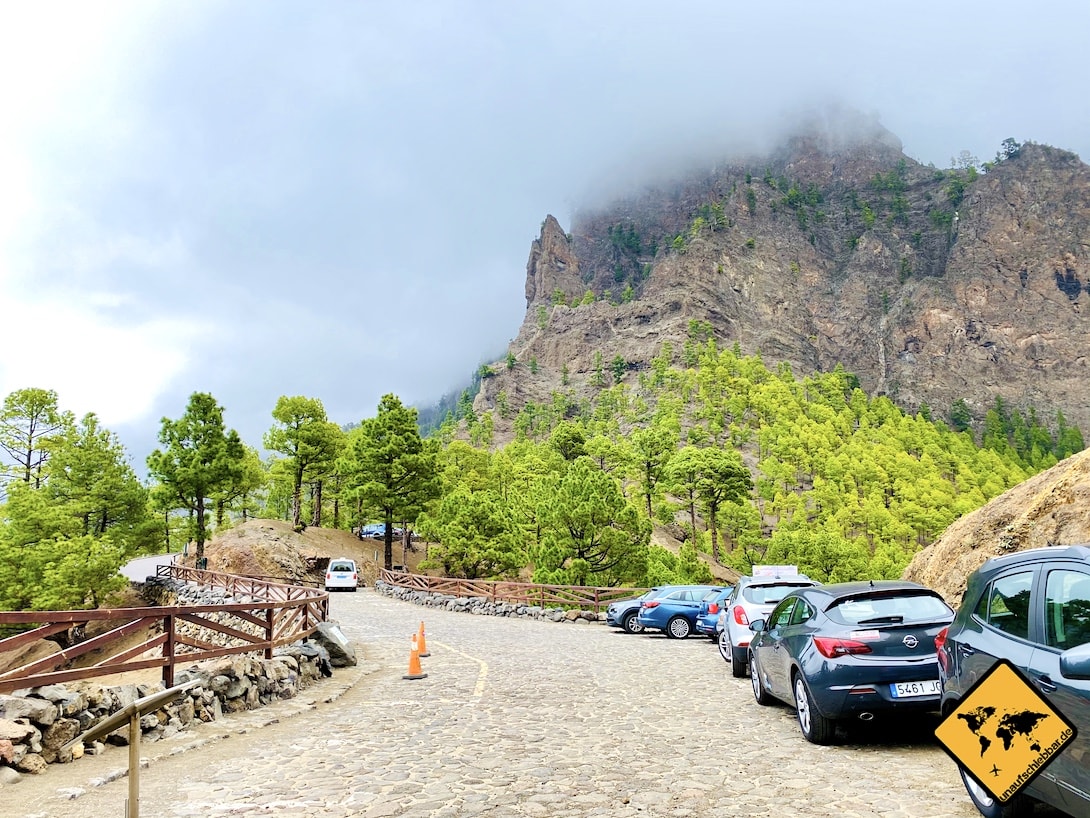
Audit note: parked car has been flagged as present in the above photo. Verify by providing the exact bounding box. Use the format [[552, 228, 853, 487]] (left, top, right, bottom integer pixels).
[[637, 585, 722, 639], [937, 544, 1090, 818], [719, 570, 820, 676], [606, 587, 664, 634], [325, 558, 359, 592], [748, 580, 954, 744], [358, 523, 385, 539], [696, 586, 734, 639]]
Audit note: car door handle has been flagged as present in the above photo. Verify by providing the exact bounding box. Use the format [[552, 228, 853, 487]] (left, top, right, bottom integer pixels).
[[1035, 676, 1058, 693], [957, 644, 975, 656]]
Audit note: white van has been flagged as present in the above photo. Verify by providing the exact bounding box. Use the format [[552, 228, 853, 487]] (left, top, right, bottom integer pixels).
[[325, 558, 359, 592]]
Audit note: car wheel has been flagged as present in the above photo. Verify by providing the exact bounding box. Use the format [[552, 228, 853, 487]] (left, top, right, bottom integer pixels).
[[666, 616, 692, 639], [731, 645, 748, 677], [793, 673, 834, 745], [750, 651, 773, 705], [958, 766, 1033, 818], [622, 611, 644, 634], [717, 630, 732, 662]]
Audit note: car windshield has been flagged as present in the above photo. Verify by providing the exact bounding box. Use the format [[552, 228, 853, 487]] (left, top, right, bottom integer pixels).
[[330, 562, 354, 572], [826, 592, 953, 625]]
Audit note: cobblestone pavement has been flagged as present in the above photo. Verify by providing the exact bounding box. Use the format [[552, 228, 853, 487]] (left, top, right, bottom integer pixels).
[[9, 589, 986, 818]]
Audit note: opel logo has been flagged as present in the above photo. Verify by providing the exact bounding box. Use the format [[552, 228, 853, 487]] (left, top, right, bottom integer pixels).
[[903, 635, 919, 648]]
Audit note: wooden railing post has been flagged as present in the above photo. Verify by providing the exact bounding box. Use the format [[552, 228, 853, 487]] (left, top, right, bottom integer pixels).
[[162, 613, 175, 688], [265, 607, 275, 659]]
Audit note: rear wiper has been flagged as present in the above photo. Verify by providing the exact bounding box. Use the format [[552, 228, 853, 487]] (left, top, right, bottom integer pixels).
[[855, 615, 904, 625]]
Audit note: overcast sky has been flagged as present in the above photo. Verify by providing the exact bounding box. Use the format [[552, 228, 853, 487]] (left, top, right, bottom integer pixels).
[[1, 1, 1087, 467]]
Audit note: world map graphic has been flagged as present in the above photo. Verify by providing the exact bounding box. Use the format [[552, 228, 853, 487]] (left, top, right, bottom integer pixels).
[[957, 705, 1049, 756]]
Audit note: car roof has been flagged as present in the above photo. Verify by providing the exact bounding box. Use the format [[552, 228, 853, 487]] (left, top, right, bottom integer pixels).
[[738, 574, 814, 587], [789, 579, 934, 602], [977, 544, 1090, 575]]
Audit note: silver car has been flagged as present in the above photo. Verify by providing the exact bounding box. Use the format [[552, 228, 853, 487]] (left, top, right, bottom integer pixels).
[[719, 573, 819, 677]]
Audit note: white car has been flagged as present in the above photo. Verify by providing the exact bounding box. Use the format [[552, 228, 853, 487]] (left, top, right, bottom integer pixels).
[[325, 558, 359, 592], [718, 572, 818, 677]]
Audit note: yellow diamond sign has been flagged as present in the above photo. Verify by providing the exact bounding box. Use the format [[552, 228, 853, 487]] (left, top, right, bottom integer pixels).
[[935, 659, 1077, 803]]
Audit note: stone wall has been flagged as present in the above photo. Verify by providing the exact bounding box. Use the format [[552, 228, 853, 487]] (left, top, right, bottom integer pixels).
[[374, 580, 603, 623], [0, 577, 341, 781], [0, 643, 332, 780]]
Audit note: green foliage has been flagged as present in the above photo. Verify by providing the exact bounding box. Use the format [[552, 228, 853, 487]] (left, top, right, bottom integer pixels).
[[745, 188, 757, 215], [530, 457, 650, 586], [550, 289, 567, 306], [265, 395, 343, 530], [148, 393, 245, 559], [745, 237, 756, 249], [417, 485, 524, 579], [477, 364, 496, 379], [611, 355, 626, 385], [537, 304, 549, 329], [340, 394, 440, 569], [529, 357, 539, 375], [506, 351, 517, 370]]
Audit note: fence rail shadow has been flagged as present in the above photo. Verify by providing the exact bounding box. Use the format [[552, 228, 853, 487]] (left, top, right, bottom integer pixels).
[[0, 565, 328, 695]]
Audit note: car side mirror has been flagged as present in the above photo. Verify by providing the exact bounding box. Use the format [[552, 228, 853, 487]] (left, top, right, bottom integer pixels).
[[750, 619, 766, 633], [1059, 643, 1090, 679]]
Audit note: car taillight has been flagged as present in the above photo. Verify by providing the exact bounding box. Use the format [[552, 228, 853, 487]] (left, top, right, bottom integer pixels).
[[733, 606, 749, 626], [352, 573, 358, 580], [325, 572, 332, 580], [708, 603, 719, 615], [935, 627, 949, 674], [643, 600, 661, 609], [813, 636, 872, 658]]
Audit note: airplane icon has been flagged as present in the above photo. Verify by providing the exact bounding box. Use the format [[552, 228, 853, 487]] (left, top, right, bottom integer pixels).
[[990, 765, 1001, 777]]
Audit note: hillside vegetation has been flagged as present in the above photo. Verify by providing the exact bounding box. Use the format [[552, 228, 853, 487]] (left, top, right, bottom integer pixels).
[[421, 337, 1081, 587]]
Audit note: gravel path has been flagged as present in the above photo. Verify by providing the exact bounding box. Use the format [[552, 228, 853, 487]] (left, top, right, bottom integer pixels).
[[8, 589, 985, 818]]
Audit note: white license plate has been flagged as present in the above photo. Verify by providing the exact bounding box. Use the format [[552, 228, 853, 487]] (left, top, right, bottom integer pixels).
[[891, 679, 941, 698]]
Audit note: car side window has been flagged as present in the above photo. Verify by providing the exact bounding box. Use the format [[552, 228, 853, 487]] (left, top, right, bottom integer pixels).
[[1044, 570, 1090, 650], [789, 598, 814, 626], [769, 599, 796, 632], [974, 571, 1033, 640]]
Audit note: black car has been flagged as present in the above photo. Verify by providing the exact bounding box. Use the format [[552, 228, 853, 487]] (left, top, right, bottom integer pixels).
[[748, 580, 954, 744], [937, 544, 1090, 818]]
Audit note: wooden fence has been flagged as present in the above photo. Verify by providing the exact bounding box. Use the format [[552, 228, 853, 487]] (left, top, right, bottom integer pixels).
[[0, 565, 328, 695], [379, 569, 646, 612]]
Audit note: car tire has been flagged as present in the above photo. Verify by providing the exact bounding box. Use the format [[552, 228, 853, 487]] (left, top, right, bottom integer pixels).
[[958, 766, 1033, 818], [717, 630, 732, 662], [793, 673, 835, 745], [750, 651, 774, 705], [622, 611, 644, 634], [731, 645, 748, 677], [666, 616, 692, 639]]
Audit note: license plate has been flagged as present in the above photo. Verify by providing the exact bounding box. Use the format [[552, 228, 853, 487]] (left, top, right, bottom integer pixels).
[[891, 679, 941, 698]]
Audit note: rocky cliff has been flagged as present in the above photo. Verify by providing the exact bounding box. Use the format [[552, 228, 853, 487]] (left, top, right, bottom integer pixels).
[[478, 115, 1089, 440]]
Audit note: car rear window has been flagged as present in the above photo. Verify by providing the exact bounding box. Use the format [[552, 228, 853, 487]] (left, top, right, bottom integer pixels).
[[826, 592, 953, 626], [741, 582, 814, 605], [330, 561, 355, 572]]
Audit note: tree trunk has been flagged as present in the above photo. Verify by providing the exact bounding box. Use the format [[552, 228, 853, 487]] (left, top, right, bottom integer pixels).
[[291, 467, 303, 529], [195, 499, 207, 561], [311, 480, 323, 527], [384, 514, 394, 570], [708, 503, 720, 564]]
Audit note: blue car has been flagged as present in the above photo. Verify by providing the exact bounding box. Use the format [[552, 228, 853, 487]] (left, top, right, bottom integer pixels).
[[637, 585, 723, 639], [606, 587, 664, 634], [696, 586, 734, 639]]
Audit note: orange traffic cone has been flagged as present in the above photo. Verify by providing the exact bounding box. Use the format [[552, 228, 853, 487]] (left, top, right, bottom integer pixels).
[[417, 620, 430, 657], [402, 634, 427, 680]]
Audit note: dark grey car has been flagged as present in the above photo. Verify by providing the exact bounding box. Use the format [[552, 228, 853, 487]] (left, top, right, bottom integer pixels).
[[749, 580, 953, 744], [938, 544, 1090, 818]]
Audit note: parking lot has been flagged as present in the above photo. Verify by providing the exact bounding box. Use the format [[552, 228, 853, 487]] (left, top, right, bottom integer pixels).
[[12, 589, 983, 817]]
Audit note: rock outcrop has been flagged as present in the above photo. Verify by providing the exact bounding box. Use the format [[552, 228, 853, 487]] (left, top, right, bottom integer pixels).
[[481, 118, 1090, 441], [903, 448, 1090, 605]]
